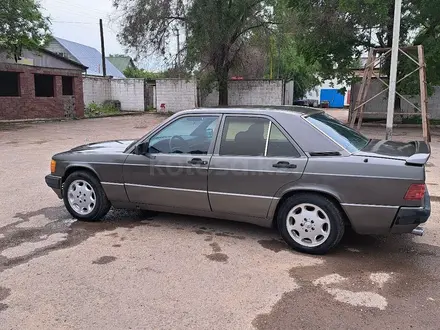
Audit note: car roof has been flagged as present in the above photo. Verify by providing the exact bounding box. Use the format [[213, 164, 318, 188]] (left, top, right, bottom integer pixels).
[[176, 105, 323, 117]]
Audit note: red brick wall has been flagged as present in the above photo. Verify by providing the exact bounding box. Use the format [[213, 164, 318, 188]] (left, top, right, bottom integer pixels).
[[0, 63, 85, 120]]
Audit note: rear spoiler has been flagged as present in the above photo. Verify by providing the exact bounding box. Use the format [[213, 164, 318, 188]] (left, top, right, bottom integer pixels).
[[406, 153, 431, 166], [405, 141, 431, 166]]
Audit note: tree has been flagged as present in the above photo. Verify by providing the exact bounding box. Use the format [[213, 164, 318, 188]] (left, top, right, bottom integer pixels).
[[0, 0, 51, 60], [272, 36, 320, 98], [287, 0, 440, 95], [113, 0, 276, 105], [123, 67, 165, 79]]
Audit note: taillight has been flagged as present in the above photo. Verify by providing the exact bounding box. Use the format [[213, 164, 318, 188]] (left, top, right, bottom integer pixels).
[[404, 184, 426, 200]]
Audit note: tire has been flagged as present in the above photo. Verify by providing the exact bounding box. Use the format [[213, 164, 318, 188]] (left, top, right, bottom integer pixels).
[[63, 171, 111, 221], [277, 193, 345, 255]]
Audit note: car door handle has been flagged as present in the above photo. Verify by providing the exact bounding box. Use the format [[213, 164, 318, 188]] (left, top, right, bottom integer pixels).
[[188, 158, 208, 165], [273, 161, 297, 169]]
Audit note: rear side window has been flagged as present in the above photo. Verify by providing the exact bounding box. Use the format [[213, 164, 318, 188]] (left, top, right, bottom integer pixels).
[[267, 125, 300, 157], [306, 113, 369, 153], [219, 116, 300, 157], [220, 117, 269, 156]]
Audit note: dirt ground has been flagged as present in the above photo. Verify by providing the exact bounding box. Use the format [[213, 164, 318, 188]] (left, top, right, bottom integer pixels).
[[0, 111, 439, 330]]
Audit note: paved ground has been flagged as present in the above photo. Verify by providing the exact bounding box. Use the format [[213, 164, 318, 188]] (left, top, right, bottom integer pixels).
[[0, 112, 440, 330]]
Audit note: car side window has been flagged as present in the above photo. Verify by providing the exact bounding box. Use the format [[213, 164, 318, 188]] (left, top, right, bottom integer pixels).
[[267, 124, 300, 157], [148, 116, 219, 155], [219, 117, 270, 156]]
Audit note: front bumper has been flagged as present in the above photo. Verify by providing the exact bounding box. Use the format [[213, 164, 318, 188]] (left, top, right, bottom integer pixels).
[[391, 191, 431, 234], [45, 174, 62, 199]]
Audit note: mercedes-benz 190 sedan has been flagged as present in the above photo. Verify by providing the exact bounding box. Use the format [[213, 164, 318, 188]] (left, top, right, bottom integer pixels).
[[45, 106, 431, 254]]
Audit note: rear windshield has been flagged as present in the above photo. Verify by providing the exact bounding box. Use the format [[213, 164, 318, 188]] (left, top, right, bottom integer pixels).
[[306, 113, 369, 153]]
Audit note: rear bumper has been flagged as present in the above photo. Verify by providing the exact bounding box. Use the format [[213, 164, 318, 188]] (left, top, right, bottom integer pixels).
[[45, 174, 62, 199], [391, 192, 431, 234], [343, 191, 431, 235]]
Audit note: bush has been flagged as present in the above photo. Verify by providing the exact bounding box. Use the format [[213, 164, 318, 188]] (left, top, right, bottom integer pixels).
[[85, 102, 120, 118]]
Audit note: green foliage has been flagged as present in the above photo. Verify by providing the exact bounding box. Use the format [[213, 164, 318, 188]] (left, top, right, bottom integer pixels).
[[266, 34, 320, 98], [85, 102, 120, 118], [287, 0, 440, 96], [114, 0, 277, 105], [0, 0, 51, 59], [123, 67, 165, 79]]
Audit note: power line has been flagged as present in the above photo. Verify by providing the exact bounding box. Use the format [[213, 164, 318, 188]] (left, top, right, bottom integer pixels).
[[52, 20, 96, 24], [51, 0, 110, 16], [48, 4, 109, 22]]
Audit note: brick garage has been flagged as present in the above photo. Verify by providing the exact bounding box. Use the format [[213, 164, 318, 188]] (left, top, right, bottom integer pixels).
[[0, 63, 85, 120]]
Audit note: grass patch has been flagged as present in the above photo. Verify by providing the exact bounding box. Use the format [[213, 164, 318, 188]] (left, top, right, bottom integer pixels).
[[85, 102, 120, 118], [362, 116, 440, 126], [401, 115, 440, 125]]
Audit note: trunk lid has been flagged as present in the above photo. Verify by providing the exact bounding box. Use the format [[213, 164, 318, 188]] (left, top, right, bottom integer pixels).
[[355, 139, 431, 166]]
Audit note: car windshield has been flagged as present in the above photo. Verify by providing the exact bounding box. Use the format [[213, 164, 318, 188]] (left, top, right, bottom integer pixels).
[[306, 113, 369, 153]]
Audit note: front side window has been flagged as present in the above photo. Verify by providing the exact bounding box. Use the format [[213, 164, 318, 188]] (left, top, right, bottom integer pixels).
[[306, 113, 369, 153], [148, 116, 219, 154]]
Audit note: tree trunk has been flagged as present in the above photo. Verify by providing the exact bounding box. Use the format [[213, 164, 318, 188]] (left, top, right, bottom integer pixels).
[[218, 70, 229, 106]]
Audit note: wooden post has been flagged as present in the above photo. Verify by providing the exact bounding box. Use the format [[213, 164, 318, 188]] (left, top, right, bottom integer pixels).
[[357, 49, 375, 130], [349, 50, 372, 128], [418, 45, 430, 143]]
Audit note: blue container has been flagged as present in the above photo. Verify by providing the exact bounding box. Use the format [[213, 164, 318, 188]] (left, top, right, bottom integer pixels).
[[320, 89, 345, 108]]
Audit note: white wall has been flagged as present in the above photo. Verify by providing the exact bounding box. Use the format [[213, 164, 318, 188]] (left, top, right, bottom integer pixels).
[[83, 77, 111, 107], [156, 79, 197, 113], [202, 80, 284, 107], [111, 79, 145, 111], [83, 77, 144, 111]]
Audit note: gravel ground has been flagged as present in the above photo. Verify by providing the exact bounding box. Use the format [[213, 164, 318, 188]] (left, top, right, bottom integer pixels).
[[0, 111, 439, 330]]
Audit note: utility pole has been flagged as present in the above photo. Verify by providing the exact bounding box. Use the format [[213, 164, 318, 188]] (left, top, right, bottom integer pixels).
[[277, 34, 281, 79], [174, 27, 181, 68], [99, 19, 107, 77], [385, 0, 402, 140]]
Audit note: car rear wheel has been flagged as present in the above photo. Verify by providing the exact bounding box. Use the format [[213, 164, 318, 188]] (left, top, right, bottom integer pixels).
[[63, 171, 111, 221], [277, 193, 345, 255]]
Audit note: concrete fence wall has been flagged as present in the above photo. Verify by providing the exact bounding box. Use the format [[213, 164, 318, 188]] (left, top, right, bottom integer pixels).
[[156, 79, 198, 113], [83, 77, 144, 111], [83, 77, 286, 113], [350, 79, 440, 120], [83, 77, 111, 106], [201, 80, 284, 107], [110, 79, 145, 111]]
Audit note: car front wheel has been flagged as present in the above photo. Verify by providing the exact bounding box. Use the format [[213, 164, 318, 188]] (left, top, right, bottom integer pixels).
[[63, 171, 111, 221], [277, 193, 345, 255]]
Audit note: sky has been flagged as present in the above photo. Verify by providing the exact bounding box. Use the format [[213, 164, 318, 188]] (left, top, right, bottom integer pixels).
[[40, 0, 166, 71]]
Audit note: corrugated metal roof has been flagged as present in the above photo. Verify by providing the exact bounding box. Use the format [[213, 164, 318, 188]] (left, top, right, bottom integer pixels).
[[106, 56, 134, 73], [54, 37, 125, 78]]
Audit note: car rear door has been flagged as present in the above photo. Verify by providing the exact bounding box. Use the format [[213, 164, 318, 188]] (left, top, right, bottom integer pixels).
[[208, 115, 308, 218], [123, 115, 220, 212]]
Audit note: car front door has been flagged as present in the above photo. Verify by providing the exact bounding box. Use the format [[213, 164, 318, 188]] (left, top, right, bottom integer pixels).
[[123, 115, 220, 212], [208, 115, 308, 219]]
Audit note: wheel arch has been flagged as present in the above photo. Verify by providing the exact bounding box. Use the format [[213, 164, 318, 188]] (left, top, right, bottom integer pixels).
[[62, 165, 101, 184], [271, 189, 351, 228]]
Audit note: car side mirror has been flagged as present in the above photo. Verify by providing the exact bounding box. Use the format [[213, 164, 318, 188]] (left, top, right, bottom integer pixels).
[[135, 142, 149, 155]]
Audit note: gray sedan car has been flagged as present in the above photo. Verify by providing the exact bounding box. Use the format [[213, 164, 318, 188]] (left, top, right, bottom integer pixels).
[[45, 106, 431, 254]]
